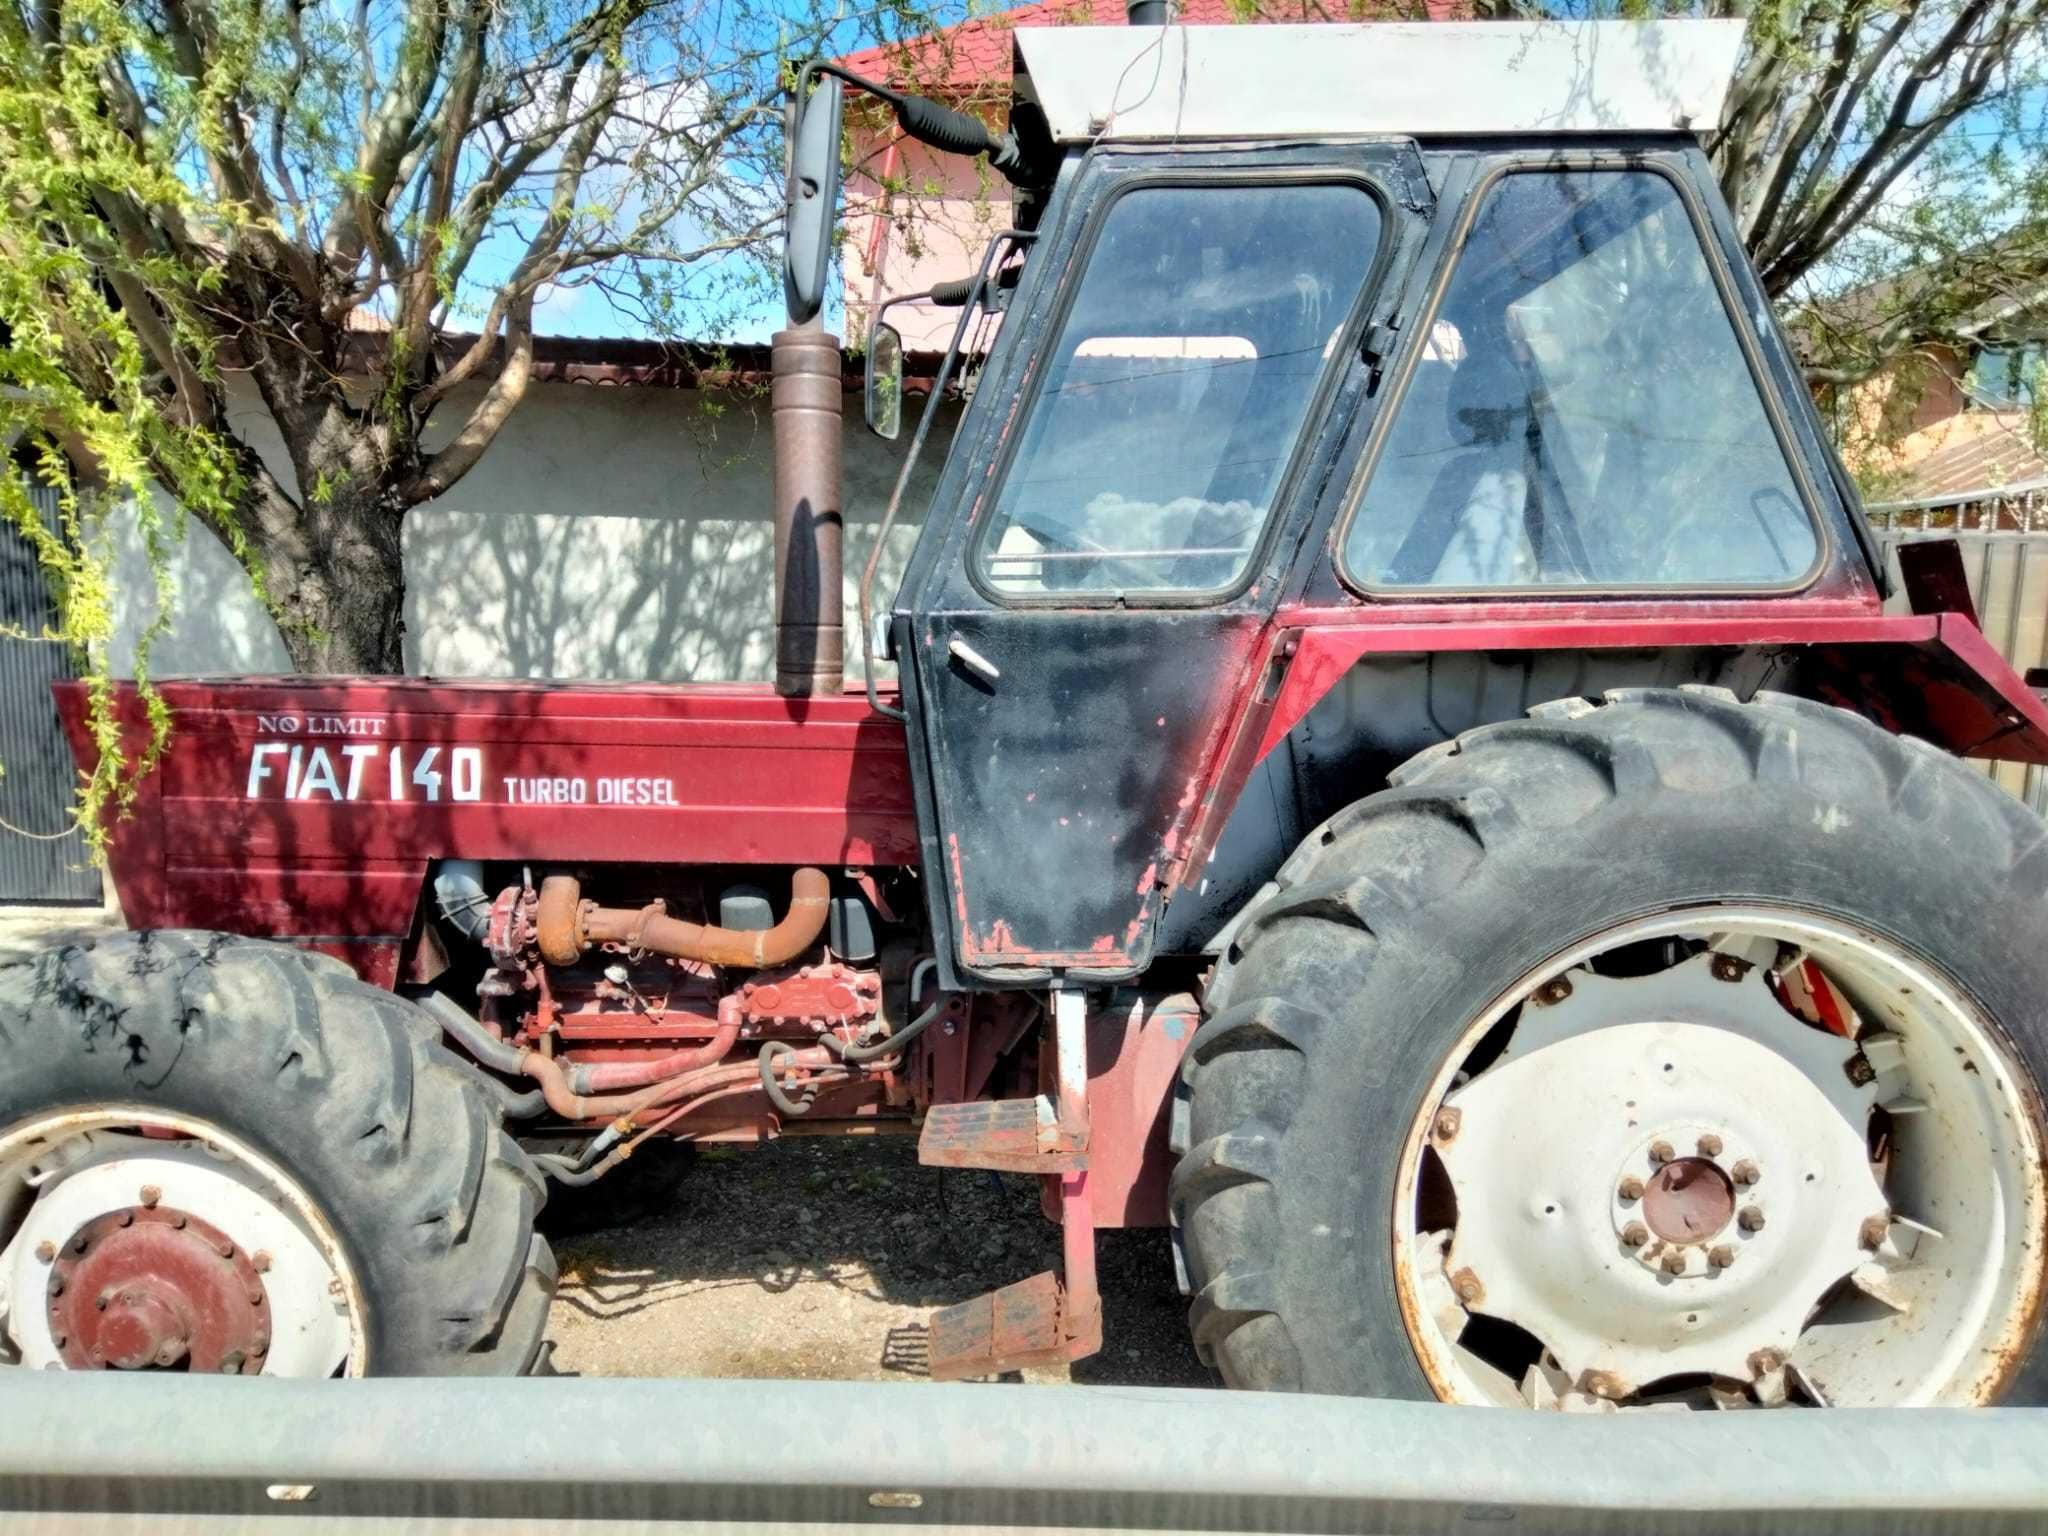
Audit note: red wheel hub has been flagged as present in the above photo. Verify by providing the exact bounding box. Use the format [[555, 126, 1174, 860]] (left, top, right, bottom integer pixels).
[[45, 1205, 271, 1373]]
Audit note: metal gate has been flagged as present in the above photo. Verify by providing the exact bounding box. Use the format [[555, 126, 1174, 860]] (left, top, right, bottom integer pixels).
[[1872, 483, 2048, 817], [0, 490, 98, 901]]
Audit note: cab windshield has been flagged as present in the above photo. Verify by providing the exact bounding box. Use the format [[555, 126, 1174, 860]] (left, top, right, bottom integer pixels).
[[977, 180, 1382, 597]]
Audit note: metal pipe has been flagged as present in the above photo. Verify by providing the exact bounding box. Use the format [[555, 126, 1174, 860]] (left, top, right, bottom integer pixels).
[[519, 1044, 837, 1125], [771, 318, 844, 696], [534, 867, 831, 969], [564, 996, 743, 1094]]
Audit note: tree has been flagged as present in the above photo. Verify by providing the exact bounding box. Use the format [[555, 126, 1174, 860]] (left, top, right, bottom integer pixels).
[[0, 0, 929, 686], [1703, 0, 2048, 411]]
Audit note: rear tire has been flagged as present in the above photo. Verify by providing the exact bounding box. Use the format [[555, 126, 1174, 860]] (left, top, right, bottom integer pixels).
[[0, 933, 554, 1376], [1172, 687, 2048, 1403]]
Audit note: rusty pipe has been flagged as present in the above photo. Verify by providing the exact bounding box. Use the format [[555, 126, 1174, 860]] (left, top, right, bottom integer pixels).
[[562, 996, 744, 1095], [534, 868, 831, 969], [770, 319, 844, 697], [520, 1042, 840, 1126]]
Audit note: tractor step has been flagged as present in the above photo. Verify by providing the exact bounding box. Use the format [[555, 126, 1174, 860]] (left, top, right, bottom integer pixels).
[[928, 1270, 1072, 1379], [917, 1097, 1087, 1173]]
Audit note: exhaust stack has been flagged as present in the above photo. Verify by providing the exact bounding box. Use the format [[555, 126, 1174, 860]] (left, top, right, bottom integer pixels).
[[770, 318, 844, 697], [1127, 0, 1169, 22]]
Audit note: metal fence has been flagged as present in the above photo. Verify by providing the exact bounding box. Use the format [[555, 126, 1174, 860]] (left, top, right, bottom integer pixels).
[[1869, 485, 2048, 818], [0, 489, 96, 901]]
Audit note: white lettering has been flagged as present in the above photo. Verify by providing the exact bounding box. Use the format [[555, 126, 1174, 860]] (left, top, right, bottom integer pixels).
[[297, 747, 341, 800], [283, 744, 304, 798], [340, 744, 378, 799], [246, 743, 286, 798], [389, 747, 406, 801], [450, 747, 481, 801], [412, 747, 443, 801]]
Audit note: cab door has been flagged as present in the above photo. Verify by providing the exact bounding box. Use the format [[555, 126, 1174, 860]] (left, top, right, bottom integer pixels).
[[896, 145, 1430, 985]]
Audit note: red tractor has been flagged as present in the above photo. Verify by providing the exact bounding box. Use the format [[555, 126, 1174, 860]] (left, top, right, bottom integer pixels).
[[4, 17, 2046, 1410]]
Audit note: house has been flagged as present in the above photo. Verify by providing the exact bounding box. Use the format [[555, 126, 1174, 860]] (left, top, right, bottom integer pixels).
[[836, 0, 1467, 348], [1815, 260, 2047, 519], [96, 335, 955, 687]]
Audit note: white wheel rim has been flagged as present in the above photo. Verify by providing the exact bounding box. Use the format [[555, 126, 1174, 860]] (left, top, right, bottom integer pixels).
[[0, 1108, 367, 1376], [1393, 908, 2047, 1409]]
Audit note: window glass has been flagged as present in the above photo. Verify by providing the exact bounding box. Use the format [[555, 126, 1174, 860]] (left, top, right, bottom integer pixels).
[[979, 182, 1380, 596], [1967, 344, 2043, 411], [1344, 170, 1817, 590]]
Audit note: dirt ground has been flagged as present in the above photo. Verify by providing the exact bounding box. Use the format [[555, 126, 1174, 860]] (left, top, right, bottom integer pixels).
[[538, 1135, 1214, 1388], [0, 906, 1209, 1386]]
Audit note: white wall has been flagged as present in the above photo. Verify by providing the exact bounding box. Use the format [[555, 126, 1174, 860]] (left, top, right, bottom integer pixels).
[[107, 370, 954, 684]]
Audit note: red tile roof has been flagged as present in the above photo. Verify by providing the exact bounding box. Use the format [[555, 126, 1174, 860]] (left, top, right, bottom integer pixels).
[[837, 0, 1454, 92], [1889, 418, 2048, 504]]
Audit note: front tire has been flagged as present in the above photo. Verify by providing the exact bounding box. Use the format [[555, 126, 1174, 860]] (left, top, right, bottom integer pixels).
[[0, 934, 554, 1376], [1173, 687, 2048, 1406]]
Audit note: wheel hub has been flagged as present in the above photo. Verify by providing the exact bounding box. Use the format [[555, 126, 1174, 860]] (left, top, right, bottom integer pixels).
[[1429, 956, 1885, 1394], [1640, 1157, 1734, 1245], [47, 1204, 270, 1373]]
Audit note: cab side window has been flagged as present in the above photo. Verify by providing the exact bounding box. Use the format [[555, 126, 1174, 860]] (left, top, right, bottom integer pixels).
[[1343, 169, 1818, 591]]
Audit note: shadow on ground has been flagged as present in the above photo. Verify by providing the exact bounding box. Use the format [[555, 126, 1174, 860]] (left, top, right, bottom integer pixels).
[[538, 1134, 1213, 1388]]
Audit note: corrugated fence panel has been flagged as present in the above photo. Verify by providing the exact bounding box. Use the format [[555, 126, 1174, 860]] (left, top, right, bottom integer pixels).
[[1877, 489, 2048, 817], [0, 490, 98, 901]]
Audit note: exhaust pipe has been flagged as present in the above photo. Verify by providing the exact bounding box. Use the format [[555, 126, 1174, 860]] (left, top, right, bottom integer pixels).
[[770, 318, 844, 696], [1127, 0, 1170, 22]]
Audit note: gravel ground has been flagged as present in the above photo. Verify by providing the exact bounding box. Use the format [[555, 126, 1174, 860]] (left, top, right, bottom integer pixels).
[[539, 1134, 1213, 1388]]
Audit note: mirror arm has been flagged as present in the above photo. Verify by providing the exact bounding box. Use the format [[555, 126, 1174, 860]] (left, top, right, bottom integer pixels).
[[800, 61, 1036, 188]]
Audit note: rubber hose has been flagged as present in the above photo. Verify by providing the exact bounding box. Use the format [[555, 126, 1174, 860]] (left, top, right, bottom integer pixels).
[[894, 94, 996, 157], [818, 1001, 942, 1064], [759, 1041, 816, 1118], [531, 1152, 618, 1187], [416, 991, 527, 1075], [432, 860, 494, 944]]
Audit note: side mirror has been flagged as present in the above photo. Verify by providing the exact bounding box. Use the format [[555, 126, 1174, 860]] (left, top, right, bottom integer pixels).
[[865, 322, 904, 441], [782, 74, 844, 324]]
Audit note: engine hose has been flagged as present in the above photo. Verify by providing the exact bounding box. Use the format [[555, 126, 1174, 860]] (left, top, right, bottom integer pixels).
[[416, 991, 528, 1075], [817, 1001, 943, 1064], [759, 1041, 818, 1118], [530, 1152, 616, 1187], [480, 1078, 547, 1120]]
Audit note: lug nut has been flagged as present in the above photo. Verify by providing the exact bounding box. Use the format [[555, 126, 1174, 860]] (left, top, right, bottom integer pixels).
[[1711, 953, 1750, 983], [116, 1211, 133, 1227], [1581, 1370, 1629, 1401], [1748, 1347, 1786, 1377], [1450, 1268, 1485, 1306], [1844, 1054, 1877, 1087], [1618, 1175, 1645, 1201], [1860, 1214, 1891, 1251], [1534, 977, 1573, 1006], [251, 1250, 272, 1274], [1696, 1134, 1724, 1157], [1732, 1159, 1761, 1185], [139, 1186, 161, 1209], [1661, 1249, 1688, 1275], [219, 1353, 243, 1376], [1621, 1221, 1650, 1247], [1648, 1141, 1675, 1165], [1708, 1244, 1736, 1269], [1432, 1108, 1461, 1143], [1738, 1205, 1766, 1232], [33, 1240, 54, 1263]]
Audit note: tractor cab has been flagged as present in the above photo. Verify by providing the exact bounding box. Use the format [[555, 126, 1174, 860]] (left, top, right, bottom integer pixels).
[[794, 20, 1891, 990]]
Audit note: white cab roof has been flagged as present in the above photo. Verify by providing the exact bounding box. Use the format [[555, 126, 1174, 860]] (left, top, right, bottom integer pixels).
[[1014, 20, 1747, 142]]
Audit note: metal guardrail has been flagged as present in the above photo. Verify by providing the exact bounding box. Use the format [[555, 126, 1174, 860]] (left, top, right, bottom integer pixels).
[[0, 1375, 2044, 1532]]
